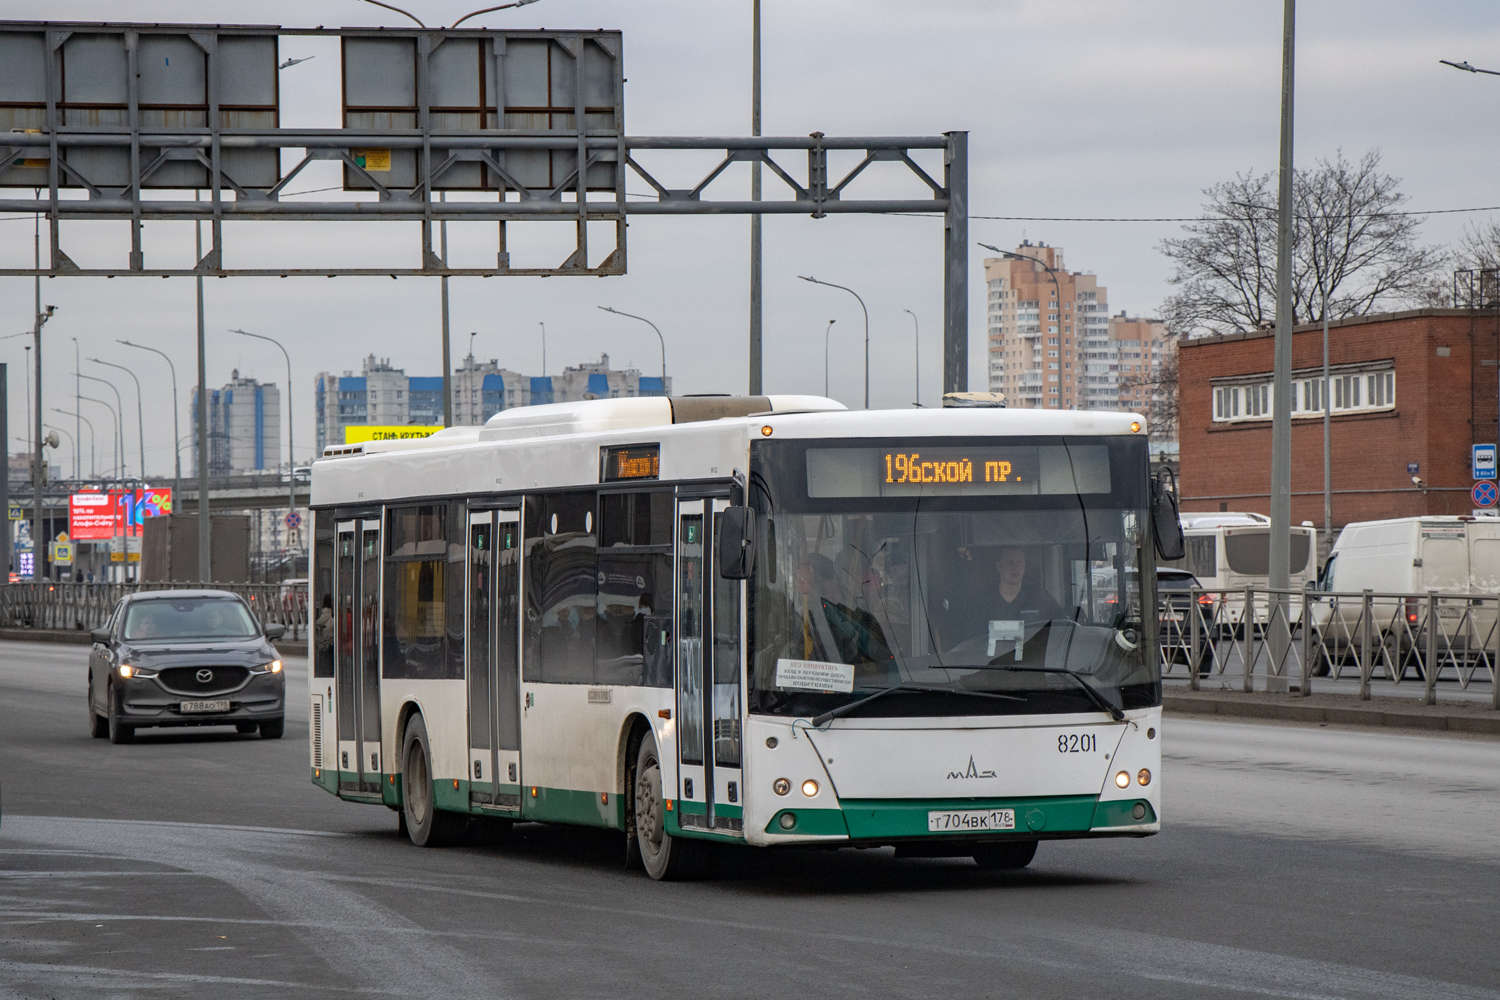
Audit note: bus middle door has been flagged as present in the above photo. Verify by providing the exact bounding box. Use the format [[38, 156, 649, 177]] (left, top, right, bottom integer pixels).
[[335, 517, 383, 799], [467, 509, 523, 813]]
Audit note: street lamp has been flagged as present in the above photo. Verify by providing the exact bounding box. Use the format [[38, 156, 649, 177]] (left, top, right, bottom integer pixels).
[[76, 371, 126, 479], [823, 319, 836, 397], [1440, 58, 1500, 76], [598, 306, 667, 380], [51, 408, 94, 478], [118, 340, 181, 512], [798, 276, 870, 409], [903, 309, 921, 407], [78, 395, 118, 479], [89, 358, 145, 481], [978, 242, 1064, 408], [230, 329, 297, 529]]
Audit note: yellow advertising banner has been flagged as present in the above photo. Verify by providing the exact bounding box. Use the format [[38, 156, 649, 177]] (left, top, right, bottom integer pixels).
[[343, 425, 444, 444]]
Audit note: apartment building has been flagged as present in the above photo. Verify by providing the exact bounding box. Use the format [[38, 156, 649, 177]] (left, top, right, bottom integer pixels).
[[190, 371, 281, 476]]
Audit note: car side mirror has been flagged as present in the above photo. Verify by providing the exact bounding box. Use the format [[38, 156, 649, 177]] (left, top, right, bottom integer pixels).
[[264, 623, 286, 640], [1152, 470, 1186, 561], [90, 628, 110, 644], [718, 506, 757, 580]]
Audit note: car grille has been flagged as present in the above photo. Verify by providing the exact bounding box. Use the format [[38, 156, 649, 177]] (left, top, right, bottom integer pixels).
[[157, 665, 250, 696]]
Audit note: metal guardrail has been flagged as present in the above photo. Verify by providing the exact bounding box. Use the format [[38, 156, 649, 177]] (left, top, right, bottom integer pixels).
[[1159, 586, 1500, 709], [0, 582, 309, 641]]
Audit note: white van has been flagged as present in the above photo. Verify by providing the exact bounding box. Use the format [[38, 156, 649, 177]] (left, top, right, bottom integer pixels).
[[1165, 512, 1318, 629], [1315, 515, 1500, 673]]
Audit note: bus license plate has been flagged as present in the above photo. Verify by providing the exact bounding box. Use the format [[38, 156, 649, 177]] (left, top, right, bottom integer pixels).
[[928, 809, 1015, 833], [181, 699, 230, 713]]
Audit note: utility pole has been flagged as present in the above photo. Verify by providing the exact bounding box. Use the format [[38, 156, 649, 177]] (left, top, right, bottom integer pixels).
[[1268, 0, 1296, 691], [31, 207, 53, 579], [440, 191, 453, 427], [748, 0, 763, 394], [196, 201, 210, 583], [0, 363, 9, 580]]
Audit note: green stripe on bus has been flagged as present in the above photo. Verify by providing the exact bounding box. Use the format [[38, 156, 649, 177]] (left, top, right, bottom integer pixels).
[[765, 808, 851, 837], [838, 795, 1099, 839], [522, 785, 625, 829]]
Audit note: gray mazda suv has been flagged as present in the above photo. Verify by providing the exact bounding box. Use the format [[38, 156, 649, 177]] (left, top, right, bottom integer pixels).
[[87, 590, 287, 744]]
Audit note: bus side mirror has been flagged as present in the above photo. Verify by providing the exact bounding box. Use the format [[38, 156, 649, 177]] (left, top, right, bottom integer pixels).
[[718, 506, 757, 580], [1152, 472, 1186, 561]]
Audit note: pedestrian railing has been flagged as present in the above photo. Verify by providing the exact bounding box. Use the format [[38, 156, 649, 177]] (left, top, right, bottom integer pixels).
[[0, 581, 309, 641], [1159, 586, 1499, 708]]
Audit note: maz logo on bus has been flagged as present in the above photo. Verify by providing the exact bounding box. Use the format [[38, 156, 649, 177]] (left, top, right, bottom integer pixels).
[[947, 755, 998, 780]]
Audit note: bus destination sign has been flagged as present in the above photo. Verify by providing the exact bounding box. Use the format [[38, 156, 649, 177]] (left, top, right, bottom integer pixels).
[[602, 444, 661, 482]]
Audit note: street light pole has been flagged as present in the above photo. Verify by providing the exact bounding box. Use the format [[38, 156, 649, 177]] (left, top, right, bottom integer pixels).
[[1268, 0, 1297, 691], [903, 309, 920, 407], [78, 395, 118, 480], [119, 340, 181, 511], [76, 372, 125, 480], [229, 329, 296, 529], [89, 358, 144, 481], [798, 276, 869, 409], [52, 409, 94, 481], [597, 306, 667, 380], [824, 319, 835, 397], [72, 337, 80, 480], [748, 0, 763, 395]]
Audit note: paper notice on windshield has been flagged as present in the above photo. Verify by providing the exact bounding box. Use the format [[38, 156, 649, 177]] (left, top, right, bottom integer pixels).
[[988, 619, 1025, 658], [775, 658, 855, 693]]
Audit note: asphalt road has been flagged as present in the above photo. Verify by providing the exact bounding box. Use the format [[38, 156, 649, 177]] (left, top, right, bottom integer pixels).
[[2, 640, 1498, 999]]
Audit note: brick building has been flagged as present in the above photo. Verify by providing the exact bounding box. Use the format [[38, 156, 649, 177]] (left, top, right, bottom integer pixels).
[[1177, 309, 1500, 528]]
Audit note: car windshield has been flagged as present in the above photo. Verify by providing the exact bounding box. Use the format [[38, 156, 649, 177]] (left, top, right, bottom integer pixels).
[[122, 597, 259, 641], [748, 435, 1158, 719]]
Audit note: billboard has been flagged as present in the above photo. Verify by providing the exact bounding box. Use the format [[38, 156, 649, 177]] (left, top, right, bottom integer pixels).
[[69, 493, 114, 540], [344, 425, 443, 444]]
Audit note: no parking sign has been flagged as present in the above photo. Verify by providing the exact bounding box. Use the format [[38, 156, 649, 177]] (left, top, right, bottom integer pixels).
[[1473, 481, 1497, 508]]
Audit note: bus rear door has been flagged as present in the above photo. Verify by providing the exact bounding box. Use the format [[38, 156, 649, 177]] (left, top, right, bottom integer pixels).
[[335, 517, 383, 799]]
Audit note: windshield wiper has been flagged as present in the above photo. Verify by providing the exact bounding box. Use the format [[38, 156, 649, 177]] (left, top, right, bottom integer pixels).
[[811, 684, 1024, 727], [980, 663, 1125, 721]]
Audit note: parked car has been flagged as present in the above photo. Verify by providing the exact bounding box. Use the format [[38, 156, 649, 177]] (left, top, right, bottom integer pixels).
[[86, 589, 287, 744], [1310, 515, 1500, 679], [1157, 568, 1214, 675]]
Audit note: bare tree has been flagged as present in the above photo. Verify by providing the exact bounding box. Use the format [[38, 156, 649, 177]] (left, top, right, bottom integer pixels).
[[1161, 151, 1445, 337], [1119, 349, 1180, 442]]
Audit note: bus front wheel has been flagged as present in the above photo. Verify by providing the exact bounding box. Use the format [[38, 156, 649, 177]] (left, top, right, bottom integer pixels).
[[634, 733, 707, 881]]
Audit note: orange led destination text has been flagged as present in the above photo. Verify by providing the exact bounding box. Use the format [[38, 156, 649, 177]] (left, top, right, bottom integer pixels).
[[883, 454, 1019, 485], [615, 452, 660, 479]]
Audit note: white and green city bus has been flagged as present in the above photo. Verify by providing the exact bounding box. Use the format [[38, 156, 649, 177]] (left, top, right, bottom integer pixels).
[[308, 394, 1179, 879]]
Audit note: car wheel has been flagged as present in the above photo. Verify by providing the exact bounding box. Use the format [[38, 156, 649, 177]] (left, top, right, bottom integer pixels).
[[88, 676, 108, 739], [258, 718, 284, 739], [107, 683, 134, 744], [236, 722, 259, 734], [973, 840, 1038, 870], [634, 730, 708, 881], [401, 714, 462, 847]]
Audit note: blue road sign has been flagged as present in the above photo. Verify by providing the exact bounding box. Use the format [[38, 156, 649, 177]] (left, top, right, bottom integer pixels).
[[1474, 444, 1497, 480], [285, 510, 302, 530], [1473, 481, 1497, 508]]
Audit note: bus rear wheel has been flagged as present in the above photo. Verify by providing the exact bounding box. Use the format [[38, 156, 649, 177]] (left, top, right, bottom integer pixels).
[[973, 840, 1038, 870], [634, 733, 707, 881], [402, 714, 462, 848]]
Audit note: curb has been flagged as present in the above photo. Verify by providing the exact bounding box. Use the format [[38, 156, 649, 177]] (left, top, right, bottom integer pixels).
[[1164, 692, 1500, 735]]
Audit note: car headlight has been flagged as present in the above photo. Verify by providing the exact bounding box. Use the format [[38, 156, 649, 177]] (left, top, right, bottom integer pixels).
[[252, 660, 283, 674], [118, 664, 157, 679]]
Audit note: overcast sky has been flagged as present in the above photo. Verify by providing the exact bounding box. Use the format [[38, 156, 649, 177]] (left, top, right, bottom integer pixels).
[[4, 0, 1500, 477]]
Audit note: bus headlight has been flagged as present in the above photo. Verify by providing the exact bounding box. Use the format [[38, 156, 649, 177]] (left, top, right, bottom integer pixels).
[[1114, 770, 1131, 789], [773, 778, 791, 796], [1137, 768, 1151, 786], [801, 779, 819, 797]]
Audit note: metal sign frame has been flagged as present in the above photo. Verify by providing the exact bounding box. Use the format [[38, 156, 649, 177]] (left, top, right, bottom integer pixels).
[[0, 20, 969, 392]]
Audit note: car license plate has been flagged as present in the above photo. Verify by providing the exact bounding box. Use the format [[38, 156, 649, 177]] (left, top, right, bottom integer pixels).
[[928, 808, 1016, 833], [180, 699, 230, 714]]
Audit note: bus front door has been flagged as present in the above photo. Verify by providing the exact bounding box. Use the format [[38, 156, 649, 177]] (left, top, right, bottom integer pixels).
[[467, 510, 523, 813], [674, 498, 745, 837], [335, 517, 383, 798]]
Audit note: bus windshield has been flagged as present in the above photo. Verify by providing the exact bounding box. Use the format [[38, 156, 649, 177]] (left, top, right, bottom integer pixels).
[[749, 436, 1157, 719]]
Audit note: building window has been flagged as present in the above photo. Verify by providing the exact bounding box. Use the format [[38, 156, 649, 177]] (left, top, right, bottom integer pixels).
[[1213, 365, 1395, 424]]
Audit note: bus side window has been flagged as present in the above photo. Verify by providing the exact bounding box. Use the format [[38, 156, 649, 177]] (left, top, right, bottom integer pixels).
[[523, 490, 598, 684], [597, 490, 673, 687]]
